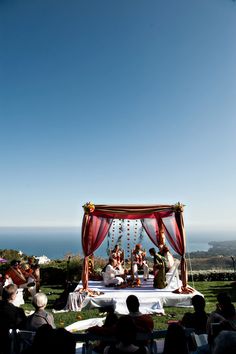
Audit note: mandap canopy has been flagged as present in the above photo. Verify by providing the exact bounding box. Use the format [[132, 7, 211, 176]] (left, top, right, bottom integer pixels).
[[81, 202, 193, 293]]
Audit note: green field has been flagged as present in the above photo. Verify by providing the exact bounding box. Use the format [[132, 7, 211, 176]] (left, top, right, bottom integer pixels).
[[22, 281, 236, 330]]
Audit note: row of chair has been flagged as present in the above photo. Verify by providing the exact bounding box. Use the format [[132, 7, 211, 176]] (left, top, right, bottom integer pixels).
[[9, 327, 195, 354]]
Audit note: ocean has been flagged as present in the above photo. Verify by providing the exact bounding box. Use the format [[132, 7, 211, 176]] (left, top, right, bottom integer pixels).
[[0, 227, 234, 260]]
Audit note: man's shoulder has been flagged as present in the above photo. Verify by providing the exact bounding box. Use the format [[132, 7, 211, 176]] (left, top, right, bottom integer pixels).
[[182, 312, 194, 319], [34, 309, 48, 317], [137, 314, 153, 320], [181, 312, 195, 325], [208, 311, 224, 321], [16, 306, 26, 320], [0, 300, 14, 309], [132, 314, 154, 331], [27, 310, 48, 324], [0, 301, 24, 315], [0, 300, 8, 310]]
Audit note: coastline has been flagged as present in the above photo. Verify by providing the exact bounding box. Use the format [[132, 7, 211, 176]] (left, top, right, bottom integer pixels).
[[0, 227, 235, 260]]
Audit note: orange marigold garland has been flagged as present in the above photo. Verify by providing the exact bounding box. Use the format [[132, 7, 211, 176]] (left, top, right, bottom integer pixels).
[[173, 202, 185, 212], [83, 202, 95, 213], [126, 220, 130, 259]]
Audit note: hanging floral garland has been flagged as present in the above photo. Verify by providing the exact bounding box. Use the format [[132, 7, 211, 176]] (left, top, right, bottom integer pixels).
[[126, 219, 130, 259], [106, 230, 111, 256], [117, 219, 123, 246], [138, 222, 145, 244], [173, 202, 185, 212], [83, 202, 95, 214], [111, 220, 116, 250], [133, 219, 138, 245]]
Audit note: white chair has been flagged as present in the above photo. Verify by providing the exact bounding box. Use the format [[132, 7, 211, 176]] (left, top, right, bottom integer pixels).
[[165, 259, 181, 290], [9, 329, 36, 354], [12, 288, 24, 307]]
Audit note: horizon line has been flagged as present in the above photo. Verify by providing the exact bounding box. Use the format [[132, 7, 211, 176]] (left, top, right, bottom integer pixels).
[[0, 225, 235, 232], [0, 225, 81, 228]]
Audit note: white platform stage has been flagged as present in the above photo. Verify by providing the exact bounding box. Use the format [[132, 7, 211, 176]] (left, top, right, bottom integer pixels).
[[65, 276, 201, 314]]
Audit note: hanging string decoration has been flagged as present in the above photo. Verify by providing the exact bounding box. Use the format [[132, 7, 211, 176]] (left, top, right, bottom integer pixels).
[[111, 220, 116, 250], [106, 230, 111, 256], [133, 219, 138, 245], [117, 219, 123, 246], [138, 222, 145, 244], [126, 219, 131, 259]]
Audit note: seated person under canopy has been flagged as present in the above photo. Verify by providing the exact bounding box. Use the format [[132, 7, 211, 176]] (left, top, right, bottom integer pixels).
[[149, 248, 167, 289], [103, 258, 124, 287], [110, 244, 124, 274], [132, 244, 149, 281]]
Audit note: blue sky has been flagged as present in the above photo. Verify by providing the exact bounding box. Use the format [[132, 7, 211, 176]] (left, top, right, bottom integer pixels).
[[0, 0, 236, 232]]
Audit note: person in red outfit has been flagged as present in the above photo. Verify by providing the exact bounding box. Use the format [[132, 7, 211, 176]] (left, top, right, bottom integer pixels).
[[5, 260, 28, 286], [111, 244, 124, 274], [5, 260, 36, 296], [126, 295, 154, 333]]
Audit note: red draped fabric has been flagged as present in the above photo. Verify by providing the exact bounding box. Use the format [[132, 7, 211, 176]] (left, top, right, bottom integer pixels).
[[141, 218, 160, 247], [141, 211, 173, 246], [141, 211, 193, 292], [81, 214, 113, 289], [81, 203, 192, 293], [161, 213, 184, 255], [162, 212, 194, 293]]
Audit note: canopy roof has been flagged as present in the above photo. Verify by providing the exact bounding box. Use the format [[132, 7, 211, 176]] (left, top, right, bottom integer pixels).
[[83, 203, 183, 219]]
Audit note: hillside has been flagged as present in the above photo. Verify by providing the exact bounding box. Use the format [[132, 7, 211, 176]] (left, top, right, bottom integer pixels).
[[186, 240, 236, 271], [186, 239, 236, 257]]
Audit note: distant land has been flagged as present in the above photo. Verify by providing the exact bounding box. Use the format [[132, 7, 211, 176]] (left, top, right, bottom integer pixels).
[[185, 240, 236, 271], [188, 240, 236, 258]]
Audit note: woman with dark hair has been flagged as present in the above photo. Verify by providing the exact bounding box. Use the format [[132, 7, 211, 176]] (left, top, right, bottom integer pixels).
[[163, 323, 189, 354], [103, 316, 149, 354], [149, 248, 166, 289]]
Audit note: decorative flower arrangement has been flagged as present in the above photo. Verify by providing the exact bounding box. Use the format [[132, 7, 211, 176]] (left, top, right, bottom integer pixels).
[[117, 277, 142, 289], [173, 202, 185, 212], [83, 201, 95, 213]]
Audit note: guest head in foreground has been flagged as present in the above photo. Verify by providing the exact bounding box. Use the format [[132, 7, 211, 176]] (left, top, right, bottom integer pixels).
[[191, 294, 206, 312], [126, 294, 140, 313], [2, 283, 18, 302], [32, 292, 48, 310], [163, 323, 189, 354]]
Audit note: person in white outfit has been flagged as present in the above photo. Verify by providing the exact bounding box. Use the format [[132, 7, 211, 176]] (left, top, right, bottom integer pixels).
[[103, 259, 124, 286], [132, 244, 149, 281]]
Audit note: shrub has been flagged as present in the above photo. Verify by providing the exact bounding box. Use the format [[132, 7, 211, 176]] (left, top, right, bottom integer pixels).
[[40, 257, 83, 285], [188, 271, 236, 282]]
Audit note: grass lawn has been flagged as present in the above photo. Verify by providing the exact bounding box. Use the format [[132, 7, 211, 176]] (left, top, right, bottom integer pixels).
[[22, 281, 236, 330]]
